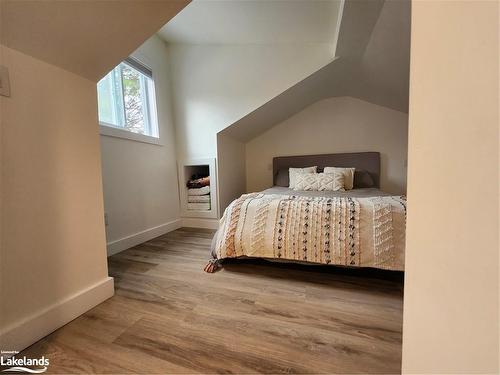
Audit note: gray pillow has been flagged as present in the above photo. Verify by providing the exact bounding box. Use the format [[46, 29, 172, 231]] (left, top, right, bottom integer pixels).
[[275, 168, 289, 187], [353, 170, 375, 188]]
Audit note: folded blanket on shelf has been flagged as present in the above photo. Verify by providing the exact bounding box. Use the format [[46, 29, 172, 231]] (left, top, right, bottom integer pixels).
[[186, 176, 210, 189], [188, 195, 210, 203], [187, 202, 211, 211], [187, 186, 210, 196]]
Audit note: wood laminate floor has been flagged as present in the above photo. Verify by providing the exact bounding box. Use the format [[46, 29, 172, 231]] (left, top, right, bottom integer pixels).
[[18, 228, 404, 374]]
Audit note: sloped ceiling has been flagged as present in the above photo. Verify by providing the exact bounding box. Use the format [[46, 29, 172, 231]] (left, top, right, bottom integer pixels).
[[0, 0, 190, 81], [335, 0, 385, 58], [219, 58, 353, 142], [221, 0, 410, 142], [350, 0, 411, 112], [158, 0, 343, 45]]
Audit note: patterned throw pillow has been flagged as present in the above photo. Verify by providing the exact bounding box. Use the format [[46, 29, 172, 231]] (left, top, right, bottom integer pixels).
[[293, 172, 345, 191], [324, 167, 355, 190], [288, 166, 317, 189]]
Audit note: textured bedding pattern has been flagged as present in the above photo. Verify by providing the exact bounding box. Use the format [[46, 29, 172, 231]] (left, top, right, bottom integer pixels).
[[261, 186, 391, 198], [209, 188, 406, 272]]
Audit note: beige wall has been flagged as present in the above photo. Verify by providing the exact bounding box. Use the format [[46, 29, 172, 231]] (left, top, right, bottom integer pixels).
[[100, 35, 180, 252], [0, 45, 111, 348], [217, 134, 246, 214], [402, 1, 499, 373], [246, 97, 408, 194]]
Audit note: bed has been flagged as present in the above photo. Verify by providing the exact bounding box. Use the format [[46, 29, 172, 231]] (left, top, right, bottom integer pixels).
[[205, 152, 406, 273]]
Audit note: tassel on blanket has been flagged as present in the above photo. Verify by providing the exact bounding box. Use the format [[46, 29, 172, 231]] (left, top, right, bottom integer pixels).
[[204, 258, 221, 273]]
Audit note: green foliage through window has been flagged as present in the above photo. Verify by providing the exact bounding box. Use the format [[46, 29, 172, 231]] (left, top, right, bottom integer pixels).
[[97, 58, 158, 138]]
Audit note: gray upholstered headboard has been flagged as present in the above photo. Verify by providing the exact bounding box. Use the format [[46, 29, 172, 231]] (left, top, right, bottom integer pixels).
[[273, 152, 381, 188]]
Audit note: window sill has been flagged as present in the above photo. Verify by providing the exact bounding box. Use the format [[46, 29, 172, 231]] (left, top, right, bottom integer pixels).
[[99, 124, 162, 145]]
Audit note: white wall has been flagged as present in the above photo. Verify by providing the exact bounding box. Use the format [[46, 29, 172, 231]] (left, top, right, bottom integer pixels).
[[168, 43, 334, 160], [0, 45, 112, 351], [402, 1, 499, 373], [217, 134, 246, 214], [246, 97, 408, 194], [100, 35, 181, 254]]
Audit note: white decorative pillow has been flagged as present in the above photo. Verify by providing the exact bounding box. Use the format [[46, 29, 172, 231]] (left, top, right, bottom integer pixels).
[[294, 172, 345, 191], [324, 167, 355, 190], [288, 166, 317, 189]]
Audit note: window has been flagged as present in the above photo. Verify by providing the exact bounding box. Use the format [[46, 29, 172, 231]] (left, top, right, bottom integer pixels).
[[97, 58, 159, 141]]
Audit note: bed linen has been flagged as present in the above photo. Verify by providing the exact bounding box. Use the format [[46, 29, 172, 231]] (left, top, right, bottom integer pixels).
[[187, 202, 211, 211], [188, 195, 211, 203], [187, 186, 210, 196], [263, 186, 390, 198], [206, 187, 406, 272]]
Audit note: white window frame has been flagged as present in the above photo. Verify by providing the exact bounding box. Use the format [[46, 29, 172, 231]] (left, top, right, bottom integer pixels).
[[98, 57, 162, 145], [99, 123, 162, 145]]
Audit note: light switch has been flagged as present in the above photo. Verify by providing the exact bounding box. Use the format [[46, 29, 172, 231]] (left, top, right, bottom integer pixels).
[[0, 65, 11, 97]]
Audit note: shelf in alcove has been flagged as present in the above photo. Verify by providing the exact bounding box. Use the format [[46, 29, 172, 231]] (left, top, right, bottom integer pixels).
[[178, 158, 218, 219]]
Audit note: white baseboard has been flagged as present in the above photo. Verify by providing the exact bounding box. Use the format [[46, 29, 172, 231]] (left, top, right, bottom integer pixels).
[[0, 277, 114, 353], [106, 219, 182, 256], [181, 217, 219, 229]]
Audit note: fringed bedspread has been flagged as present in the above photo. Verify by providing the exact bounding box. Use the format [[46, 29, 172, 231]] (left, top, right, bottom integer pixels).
[[207, 193, 406, 272]]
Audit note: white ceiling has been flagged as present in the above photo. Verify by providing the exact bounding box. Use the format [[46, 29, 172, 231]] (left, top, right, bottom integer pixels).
[[158, 0, 343, 45], [221, 0, 411, 142]]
